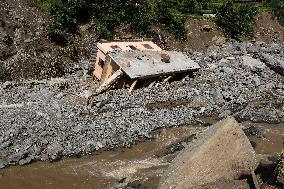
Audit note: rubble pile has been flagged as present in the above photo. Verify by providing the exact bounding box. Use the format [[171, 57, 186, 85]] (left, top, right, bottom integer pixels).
[[0, 41, 283, 168]]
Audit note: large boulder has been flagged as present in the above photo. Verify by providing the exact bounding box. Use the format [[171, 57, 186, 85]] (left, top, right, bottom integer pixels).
[[158, 117, 258, 189]]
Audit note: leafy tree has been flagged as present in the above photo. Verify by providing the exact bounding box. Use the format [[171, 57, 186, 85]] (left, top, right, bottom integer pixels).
[[268, 0, 284, 25], [216, 1, 257, 40], [35, 0, 232, 42], [45, 0, 91, 44], [91, 0, 153, 37], [155, 0, 200, 40]]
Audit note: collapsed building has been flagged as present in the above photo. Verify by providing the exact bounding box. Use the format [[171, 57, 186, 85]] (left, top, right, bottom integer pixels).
[[90, 40, 200, 93]]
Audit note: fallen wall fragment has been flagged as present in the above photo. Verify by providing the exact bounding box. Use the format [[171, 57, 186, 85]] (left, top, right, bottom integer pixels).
[[158, 116, 258, 189]]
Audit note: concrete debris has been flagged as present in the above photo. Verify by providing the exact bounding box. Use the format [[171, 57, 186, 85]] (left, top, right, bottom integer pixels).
[[158, 117, 258, 189], [241, 56, 266, 71]]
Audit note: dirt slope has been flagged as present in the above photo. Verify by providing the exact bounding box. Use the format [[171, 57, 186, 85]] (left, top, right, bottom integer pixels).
[[0, 0, 54, 80], [0, 0, 96, 81], [254, 12, 284, 43]]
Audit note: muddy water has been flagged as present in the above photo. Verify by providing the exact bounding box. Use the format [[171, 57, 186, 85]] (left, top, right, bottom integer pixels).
[[0, 122, 283, 189], [0, 126, 205, 189], [243, 122, 284, 154]]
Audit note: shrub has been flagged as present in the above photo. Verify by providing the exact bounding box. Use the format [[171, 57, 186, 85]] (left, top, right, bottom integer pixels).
[[65, 42, 79, 61], [216, 1, 257, 40], [91, 0, 154, 37], [46, 58, 66, 77], [268, 0, 284, 25], [44, 0, 91, 45], [32, 0, 57, 11], [155, 0, 200, 40], [3, 35, 13, 46], [45, 18, 70, 45], [37, 0, 231, 42]]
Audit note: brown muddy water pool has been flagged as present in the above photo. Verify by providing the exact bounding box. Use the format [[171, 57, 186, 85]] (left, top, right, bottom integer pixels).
[[0, 122, 283, 189]]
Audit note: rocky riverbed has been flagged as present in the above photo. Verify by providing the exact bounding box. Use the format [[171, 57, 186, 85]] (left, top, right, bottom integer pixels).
[[0, 41, 283, 168]]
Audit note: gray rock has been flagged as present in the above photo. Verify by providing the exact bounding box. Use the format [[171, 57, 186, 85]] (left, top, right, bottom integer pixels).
[[0, 41, 283, 168], [273, 60, 284, 76], [241, 56, 266, 71], [49, 78, 69, 91], [19, 157, 32, 165], [213, 90, 225, 106], [0, 159, 7, 169], [190, 96, 207, 108], [259, 53, 284, 75], [0, 140, 11, 150], [247, 45, 259, 54], [46, 143, 64, 161], [158, 117, 258, 189], [2, 81, 12, 89], [85, 141, 96, 154], [8, 152, 26, 163], [252, 76, 261, 86], [218, 110, 232, 119]]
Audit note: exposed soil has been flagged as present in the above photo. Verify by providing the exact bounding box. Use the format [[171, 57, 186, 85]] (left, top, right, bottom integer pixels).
[[185, 18, 226, 52], [149, 17, 225, 52], [254, 12, 284, 43], [0, 0, 96, 80], [145, 100, 190, 111]]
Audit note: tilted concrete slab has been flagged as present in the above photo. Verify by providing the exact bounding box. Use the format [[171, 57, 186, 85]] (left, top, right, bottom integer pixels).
[[108, 50, 200, 79], [158, 116, 258, 189]]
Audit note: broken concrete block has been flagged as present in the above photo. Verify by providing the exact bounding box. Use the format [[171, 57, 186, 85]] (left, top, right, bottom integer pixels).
[[158, 116, 258, 189], [242, 56, 266, 71]]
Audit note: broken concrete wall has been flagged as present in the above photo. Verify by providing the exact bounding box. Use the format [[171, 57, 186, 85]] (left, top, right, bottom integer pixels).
[[158, 117, 258, 189]]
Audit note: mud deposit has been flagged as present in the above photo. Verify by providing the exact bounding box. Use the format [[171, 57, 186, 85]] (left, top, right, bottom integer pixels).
[[0, 122, 282, 189], [243, 122, 284, 155]]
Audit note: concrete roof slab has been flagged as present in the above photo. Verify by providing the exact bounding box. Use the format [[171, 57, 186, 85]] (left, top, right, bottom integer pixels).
[[108, 50, 200, 79]]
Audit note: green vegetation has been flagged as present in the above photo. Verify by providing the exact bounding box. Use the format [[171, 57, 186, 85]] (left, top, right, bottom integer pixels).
[[32, 0, 229, 43], [44, 0, 91, 44], [216, 1, 257, 40], [90, 0, 153, 38], [3, 35, 13, 46], [265, 0, 284, 25], [46, 58, 66, 77], [155, 0, 197, 40], [32, 0, 57, 11], [33, 0, 281, 43]]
